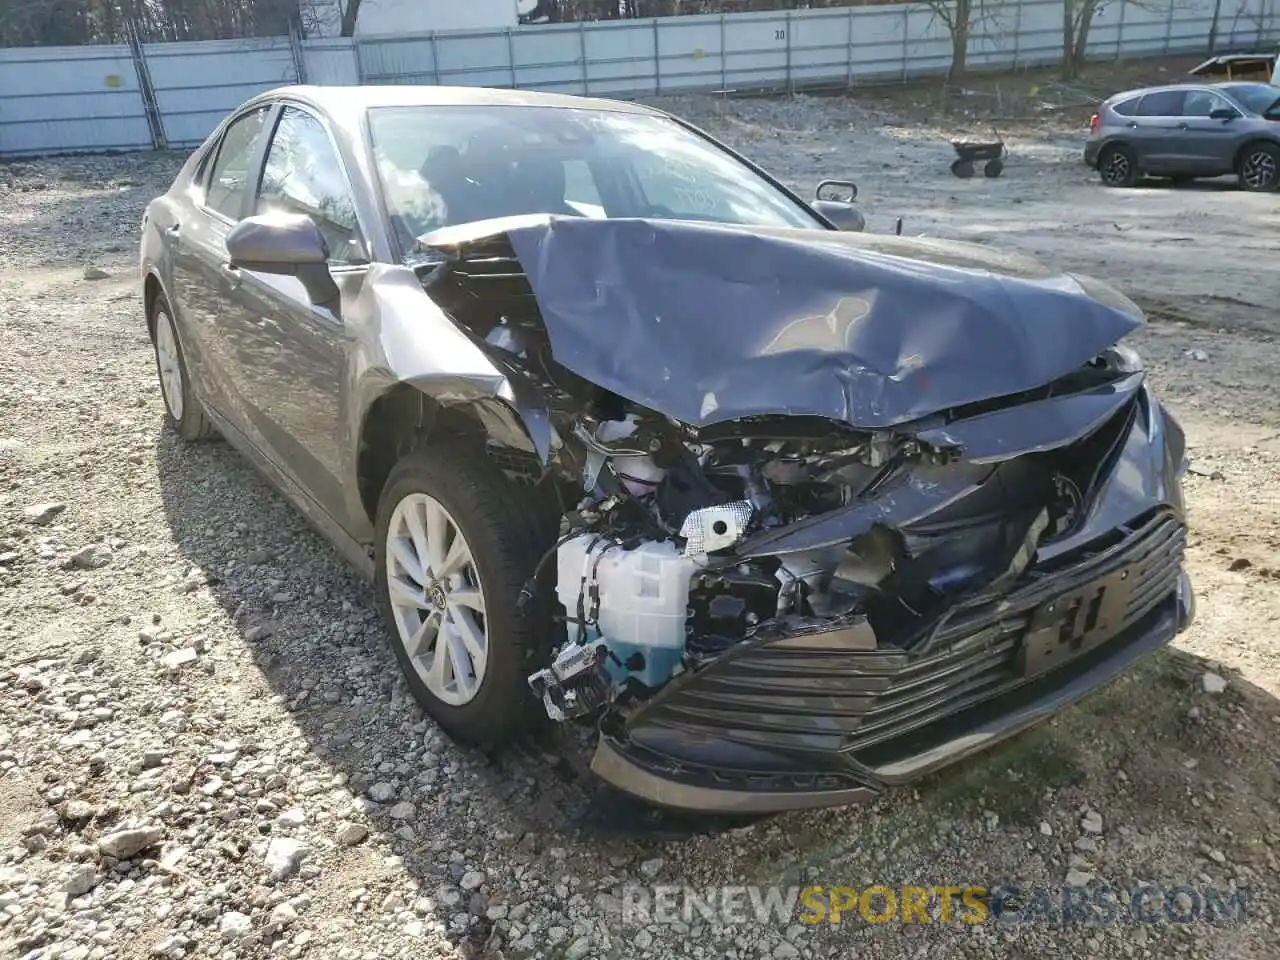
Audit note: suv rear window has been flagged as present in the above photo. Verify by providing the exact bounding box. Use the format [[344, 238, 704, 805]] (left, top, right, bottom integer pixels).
[[1112, 97, 1141, 116]]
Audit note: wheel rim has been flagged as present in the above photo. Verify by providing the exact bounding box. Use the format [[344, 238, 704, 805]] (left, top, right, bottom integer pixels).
[[385, 493, 488, 706], [1102, 150, 1130, 184], [1243, 150, 1276, 189], [154, 308, 184, 421]]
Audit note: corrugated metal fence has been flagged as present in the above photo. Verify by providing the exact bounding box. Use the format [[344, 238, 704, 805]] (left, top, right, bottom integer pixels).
[[1, 0, 1277, 157]]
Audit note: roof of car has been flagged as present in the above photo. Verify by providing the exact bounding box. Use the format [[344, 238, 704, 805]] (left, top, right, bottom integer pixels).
[[248, 84, 667, 120], [1111, 80, 1262, 100]]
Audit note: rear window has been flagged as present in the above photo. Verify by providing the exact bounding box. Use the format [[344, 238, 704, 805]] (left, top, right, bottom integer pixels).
[[1136, 90, 1186, 116], [1112, 97, 1141, 117]]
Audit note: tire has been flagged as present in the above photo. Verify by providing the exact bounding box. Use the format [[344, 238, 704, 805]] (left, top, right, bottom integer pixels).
[[951, 159, 975, 179], [1238, 142, 1280, 192], [150, 293, 214, 442], [373, 444, 554, 747], [1098, 144, 1138, 188], [983, 158, 1004, 178]]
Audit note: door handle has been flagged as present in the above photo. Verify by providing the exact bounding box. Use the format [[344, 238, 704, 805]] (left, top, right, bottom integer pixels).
[[165, 222, 180, 235], [1126, 121, 1139, 128], [1176, 122, 1189, 130], [220, 262, 242, 289]]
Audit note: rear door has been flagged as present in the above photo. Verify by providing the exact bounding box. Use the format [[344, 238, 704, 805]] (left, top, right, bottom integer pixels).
[[222, 103, 369, 524], [1179, 89, 1243, 174], [1131, 89, 1189, 172]]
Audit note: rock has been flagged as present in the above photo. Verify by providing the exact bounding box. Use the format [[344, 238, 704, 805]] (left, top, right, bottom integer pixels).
[[1184, 349, 1209, 362], [69, 543, 112, 569], [774, 944, 801, 960], [83, 265, 110, 280], [98, 825, 164, 859], [161, 648, 198, 670], [1207, 847, 1227, 864], [245, 623, 273, 642], [639, 857, 665, 879], [460, 870, 485, 891], [1039, 821, 1053, 836], [389, 801, 414, 820], [1202, 672, 1228, 695], [276, 807, 306, 829], [334, 822, 367, 847], [23, 502, 65, 525], [1080, 810, 1103, 834], [60, 799, 98, 823], [565, 937, 593, 960], [368, 782, 395, 803], [1065, 869, 1094, 887], [219, 911, 252, 941], [270, 902, 298, 928], [64, 864, 100, 896], [1228, 557, 1251, 572], [265, 837, 309, 881], [0, 437, 26, 455]]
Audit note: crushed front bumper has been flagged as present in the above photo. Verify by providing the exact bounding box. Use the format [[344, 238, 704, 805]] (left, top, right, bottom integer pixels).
[[592, 509, 1192, 814]]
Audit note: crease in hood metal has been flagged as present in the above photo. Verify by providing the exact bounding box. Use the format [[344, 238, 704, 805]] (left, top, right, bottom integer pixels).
[[421, 216, 1145, 430]]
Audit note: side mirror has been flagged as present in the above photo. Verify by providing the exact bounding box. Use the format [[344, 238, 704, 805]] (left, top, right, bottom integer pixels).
[[813, 180, 864, 231], [815, 179, 858, 203], [1209, 108, 1238, 121], [812, 200, 866, 232], [226, 213, 339, 307]]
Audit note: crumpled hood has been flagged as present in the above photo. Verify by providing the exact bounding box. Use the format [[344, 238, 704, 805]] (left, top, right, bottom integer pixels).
[[422, 216, 1145, 430]]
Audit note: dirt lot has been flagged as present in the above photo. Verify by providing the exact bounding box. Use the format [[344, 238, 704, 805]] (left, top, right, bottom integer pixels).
[[3, 58, 1280, 960]]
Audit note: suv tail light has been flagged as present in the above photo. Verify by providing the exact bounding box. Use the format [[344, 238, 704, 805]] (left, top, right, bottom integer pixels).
[[1089, 113, 1100, 133]]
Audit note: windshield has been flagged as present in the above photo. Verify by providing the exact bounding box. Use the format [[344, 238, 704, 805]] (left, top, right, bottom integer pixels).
[[367, 104, 823, 252], [1223, 82, 1280, 115]]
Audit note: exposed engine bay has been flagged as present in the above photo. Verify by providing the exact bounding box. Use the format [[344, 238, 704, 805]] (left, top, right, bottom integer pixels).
[[412, 215, 1180, 732]]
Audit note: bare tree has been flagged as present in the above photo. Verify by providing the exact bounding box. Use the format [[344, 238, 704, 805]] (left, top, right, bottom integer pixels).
[[1061, 0, 1103, 79], [338, 0, 359, 35], [920, 0, 1008, 86]]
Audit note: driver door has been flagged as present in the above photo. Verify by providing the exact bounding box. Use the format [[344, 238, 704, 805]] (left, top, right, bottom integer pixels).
[[221, 104, 368, 524]]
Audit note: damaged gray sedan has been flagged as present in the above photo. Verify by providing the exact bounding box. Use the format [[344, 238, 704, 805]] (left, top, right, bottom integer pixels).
[[141, 85, 1194, 814]]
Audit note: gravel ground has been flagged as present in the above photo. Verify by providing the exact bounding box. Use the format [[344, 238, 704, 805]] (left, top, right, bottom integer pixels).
[[4, 60, 1280, 960]]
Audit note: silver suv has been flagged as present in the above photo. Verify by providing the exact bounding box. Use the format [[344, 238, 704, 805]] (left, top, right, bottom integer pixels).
[[1083, 82, 1280, 191]]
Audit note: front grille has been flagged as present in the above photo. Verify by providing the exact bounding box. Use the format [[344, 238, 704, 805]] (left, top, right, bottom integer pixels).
[[631, 509, 1186, 760]]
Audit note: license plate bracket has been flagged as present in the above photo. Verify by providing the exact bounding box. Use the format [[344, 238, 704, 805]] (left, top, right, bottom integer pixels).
[[1018, 566, 1135, 680]]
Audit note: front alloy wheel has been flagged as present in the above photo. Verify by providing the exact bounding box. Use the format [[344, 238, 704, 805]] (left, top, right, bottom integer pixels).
[[373, 445, 555, 747], [385, 493, 488, 706], [1239, 144, 1279, 192]]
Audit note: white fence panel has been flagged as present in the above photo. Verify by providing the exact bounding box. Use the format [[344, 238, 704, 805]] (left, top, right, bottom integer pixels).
[[4, 0, 1280, 158], [582, 21, 655, 95], [0, 45, 151, 156], [144, 38, 298, 147], [512, 25, 586, 92], [302, 38, 360, 85]]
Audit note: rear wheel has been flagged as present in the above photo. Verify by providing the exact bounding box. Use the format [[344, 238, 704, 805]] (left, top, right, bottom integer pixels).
[[1098, 144, 1138, 188], [374, 445, 553, 747], [150, 293, 213, 441], [951, 159, 975, 179], [1238, 143, 1280, 192], [983, 158, 1004, 178]]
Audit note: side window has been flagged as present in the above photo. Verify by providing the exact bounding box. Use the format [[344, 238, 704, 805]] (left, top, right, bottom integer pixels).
[[1136, 91, 1186, 117], [1112, 97, 1141, 117], [1183, 91, 1234, 117], [256, 106, 363, 266], [205, 107, 269, 220]]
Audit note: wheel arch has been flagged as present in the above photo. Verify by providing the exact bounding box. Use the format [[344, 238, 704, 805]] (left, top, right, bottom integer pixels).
[[354, 381, 551, 528], [1232, 137, 1279, 171], [143, 271, 166, 339]]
